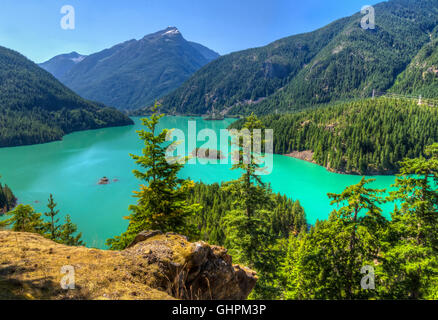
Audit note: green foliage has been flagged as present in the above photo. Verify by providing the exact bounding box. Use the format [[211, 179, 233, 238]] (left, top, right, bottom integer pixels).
[[377, 143, 438, 299], [391, 29, 438, 98], [0, 175, 16, 214], [187, 183, 306, 245], [0, 194, 84, 246], [280, 179, 387, 299], [186, 182, 306, 299], [0, 204, 47, 234], [57, 214, 84, 246], [280, 144, 438, 300], [222, 114, 273, 266], [106, 105, 200, 250], [0, 45, 133, 148], [44, 194, 61, 240], [232, 98, 438, 174]]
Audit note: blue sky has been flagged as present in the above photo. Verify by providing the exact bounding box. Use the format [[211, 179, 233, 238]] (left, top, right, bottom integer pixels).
[[0, 0, 383, 63]]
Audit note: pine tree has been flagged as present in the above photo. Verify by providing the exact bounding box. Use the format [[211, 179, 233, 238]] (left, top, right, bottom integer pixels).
[[379, 143, 438, 299], [223, 114, 273, 266], [281, 178, 387, 299], [106, 104, 200, 250], [58, 214, 84, 246], [0, 204, 46, 234], [327, 177, 387, 299], [44, 194, 60, 240]]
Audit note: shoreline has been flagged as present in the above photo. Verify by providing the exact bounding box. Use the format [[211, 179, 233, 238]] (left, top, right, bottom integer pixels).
[[0, 121, 134, 150], [283, 150, 399, 177]]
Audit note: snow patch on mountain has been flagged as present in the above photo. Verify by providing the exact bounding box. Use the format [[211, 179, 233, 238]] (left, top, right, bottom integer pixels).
[[163, 28, 180, 36]]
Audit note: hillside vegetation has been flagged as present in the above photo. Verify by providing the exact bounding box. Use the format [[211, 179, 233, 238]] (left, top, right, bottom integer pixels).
[[0, 46, 133, 148], [231, 98, 438, 175], [152, 0, 438, 116], [391, 30, 438, 98], [2, 112, 438, 300]]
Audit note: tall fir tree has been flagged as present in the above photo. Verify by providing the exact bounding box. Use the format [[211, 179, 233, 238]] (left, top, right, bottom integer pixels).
[[58, 214, 84, 246], [378, 143, 438, 299], [280, 178, 387, 299], [106, 104, 200, 250], [44, 194, 60, 240]]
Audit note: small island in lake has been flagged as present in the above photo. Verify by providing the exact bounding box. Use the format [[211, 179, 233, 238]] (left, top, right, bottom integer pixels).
[[98, 177, 110, 185], [203, 114, 225, 121], [191, 148, 226, 160]]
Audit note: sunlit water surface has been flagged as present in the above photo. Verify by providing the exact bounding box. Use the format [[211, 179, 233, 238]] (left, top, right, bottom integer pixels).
[[0, 117, 396, 248]]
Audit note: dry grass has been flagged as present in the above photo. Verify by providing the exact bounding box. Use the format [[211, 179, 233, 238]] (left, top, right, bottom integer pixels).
[[0, 231, 256, 300], [0, 231, 172, 300]]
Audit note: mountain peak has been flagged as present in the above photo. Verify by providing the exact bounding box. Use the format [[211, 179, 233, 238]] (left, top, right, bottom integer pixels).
[[162, 26, 181, 36]]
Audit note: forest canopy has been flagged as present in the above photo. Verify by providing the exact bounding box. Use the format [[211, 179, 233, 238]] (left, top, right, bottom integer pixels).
[[231, 98, 438, 175]]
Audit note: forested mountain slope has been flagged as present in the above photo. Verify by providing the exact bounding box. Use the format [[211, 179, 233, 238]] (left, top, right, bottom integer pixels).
[[154, 0, 438, 116], [231, 98, 438, 175], [56, 27, 219, 110], [0, 46, 133, 148], [156, 18, 349, 115], [390, 26, 438, 98]]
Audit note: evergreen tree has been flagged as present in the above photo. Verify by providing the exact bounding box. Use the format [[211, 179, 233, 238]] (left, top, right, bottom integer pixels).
[[0, 193, 84, 246], [378, 143, 438, 299], [222, 114, 283, 298], [0, 175, 17, 214], [57, 214, 84, 246], [106, 104, 200, 250], [0, 204, 46, 234], [44, 194, 60, 240], [281, 178, 387, 299], [223, 114, 273, 266]]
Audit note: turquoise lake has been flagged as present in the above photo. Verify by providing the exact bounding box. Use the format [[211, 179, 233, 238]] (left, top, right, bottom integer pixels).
[[0, 117, 396, 248]]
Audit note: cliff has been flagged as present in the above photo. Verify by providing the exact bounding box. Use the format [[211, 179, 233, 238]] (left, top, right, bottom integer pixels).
[[0, 230, 257, 300]]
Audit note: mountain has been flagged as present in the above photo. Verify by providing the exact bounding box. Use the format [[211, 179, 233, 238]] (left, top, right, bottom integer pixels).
[[188, 41, 220, 61], [39, 52, 86, 79], [0, 45, 133, 148], [154, 0, 438, 116], [49, 27, 219, 110], [390, 27, 438, 98]]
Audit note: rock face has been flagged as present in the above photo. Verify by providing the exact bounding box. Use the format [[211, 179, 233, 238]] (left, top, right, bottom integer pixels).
[[125, 231, 257, 300], [98, 177, 110, 185], [0, 231, 256, 300]]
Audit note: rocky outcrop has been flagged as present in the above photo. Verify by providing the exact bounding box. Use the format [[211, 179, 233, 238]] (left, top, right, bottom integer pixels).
[[191, 148, 226, 160], [98, 177, 110, 185], [285, 150, 315, 163], [0, 231, 256, 300]]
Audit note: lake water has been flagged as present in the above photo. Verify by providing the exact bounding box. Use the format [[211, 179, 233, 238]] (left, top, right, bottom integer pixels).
[[0, 117, 396, 248]]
